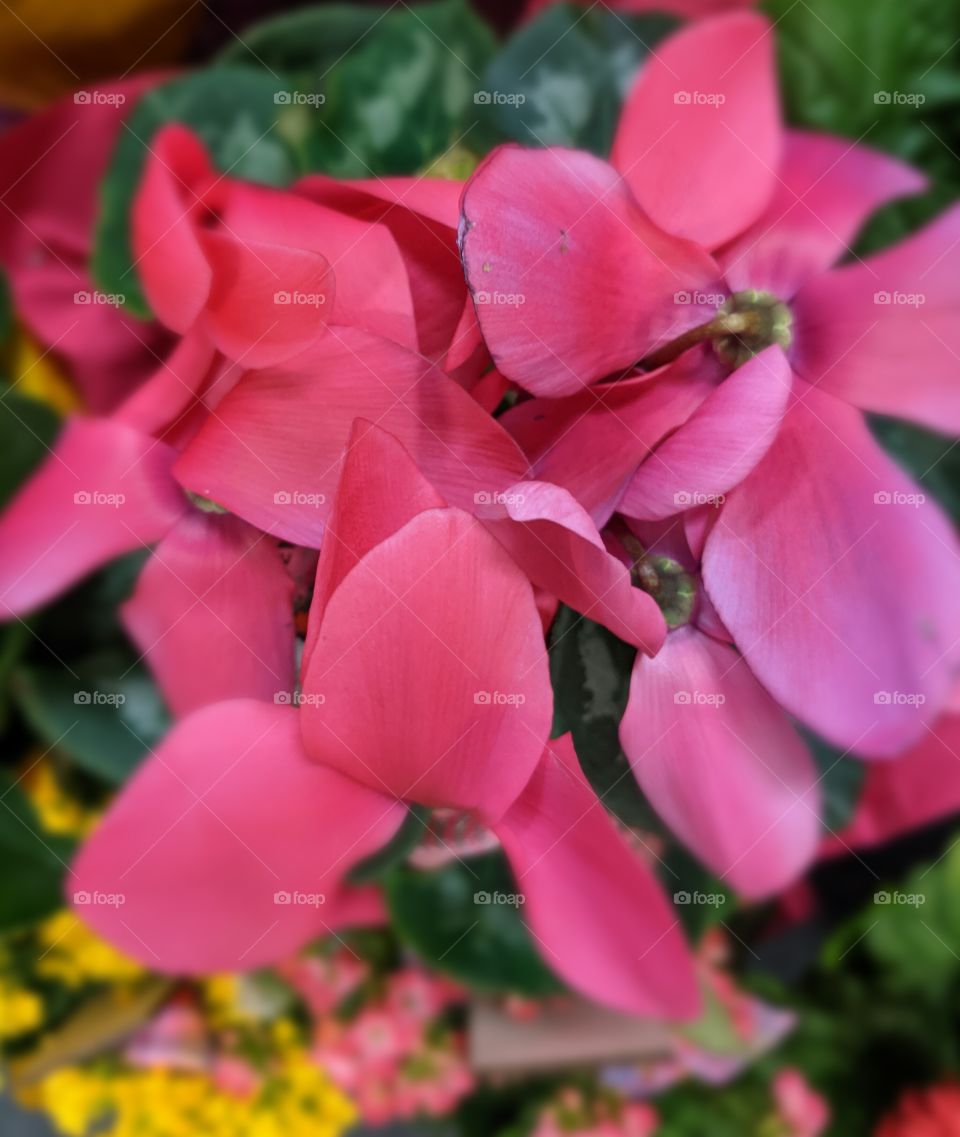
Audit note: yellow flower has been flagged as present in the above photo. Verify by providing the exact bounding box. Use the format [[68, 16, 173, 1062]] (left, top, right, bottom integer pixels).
[[34, 1052, 357, 1137], [36, 912, 144, 987], [0, 979, 43, 1039], [6, 331, 80, 415], [20, 757, 97, 838]]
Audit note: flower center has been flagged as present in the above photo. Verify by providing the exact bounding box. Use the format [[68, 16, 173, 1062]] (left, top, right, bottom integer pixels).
[[711, 289, 793, 367], [632, 555, 697, 629]]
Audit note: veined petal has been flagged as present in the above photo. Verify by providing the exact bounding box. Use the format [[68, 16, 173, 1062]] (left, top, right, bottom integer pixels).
[[460, 145, 720, 394], [69, 699, 405, 973], [619, 346, 791, 520], [122, 512, 296, 717], [703, 385, 960, 756], [495, 735, 700, 1019], [622, 625, 821, 898], [300, 509, 552, 822], [611, 12, 780, 249], [0, 417, 186, 618], [174, 329, 527, 547]]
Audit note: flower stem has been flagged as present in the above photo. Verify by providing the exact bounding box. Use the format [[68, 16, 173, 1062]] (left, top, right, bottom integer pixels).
[[640, 310, 760, 372]]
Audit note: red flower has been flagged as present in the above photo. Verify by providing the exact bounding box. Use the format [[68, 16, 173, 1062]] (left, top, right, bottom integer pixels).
[[876, 1084, 960, 1137]]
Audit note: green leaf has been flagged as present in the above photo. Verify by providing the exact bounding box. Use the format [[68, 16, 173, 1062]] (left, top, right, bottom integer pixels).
[[0, 267, 13, 347], [870, 414, 960, 523], [831, 842, 960, 999], [92, 68, 302, 317], [767, 0, 960, 251], [0, 775, 75, 933], [0, 392, 61, 510], [307, 0, 497, 177], [548, 605, 653, 828], [476, 4, 677, 155], [224, 0, 497, 178], [386, 853, 565, 997], [217, 4, 385, 76], [348, 806, 430, 884], [12, 654, 170, 785]]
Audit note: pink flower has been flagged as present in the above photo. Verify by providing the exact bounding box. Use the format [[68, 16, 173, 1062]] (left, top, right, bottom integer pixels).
[[618, 519, 822, 898], [826, 699, 960, 854], [277, 951, 369, 1017], [0, 78, 169, 412], [69, 422, 697, 1019], [773, 1069, 830, 1137], [463, 11, 960, 759]]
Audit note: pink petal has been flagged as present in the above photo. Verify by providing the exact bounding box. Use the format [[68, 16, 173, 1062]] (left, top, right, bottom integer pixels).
[[294, 176, 468, 366], [622, 625, 821, 898], [69, 700, 404, 973], [702, 385, 960, 757], [223, 182, 418, 350], [299, 509, 552, 823], [0, 78, 168, 413], [0, 417, 187, 618], [121, 512, 296, 717], [297, 175, 462, 229], [494, 735, 699, 1019], [611, 12, 781, 249], [132, 124, 217, 333], [174, 328, 528, 547], [114, 330, 218, 438], [618, 346, 792, 520], [460, 145, 720, 394], [720, 131, 926, 297], [502, 350, 719, 525], [478, 479, 666, 653], [197, 229, 334, 369], [792, 203, 960, 433], [302, 421, 446, 679], [829, 713, 960, 853]]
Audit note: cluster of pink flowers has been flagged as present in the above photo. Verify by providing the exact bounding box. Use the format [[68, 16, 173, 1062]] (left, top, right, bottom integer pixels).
[[1, 7, 958, 1024], [300, 962, 473, 1123], [531, 1089, 659, 1137]]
